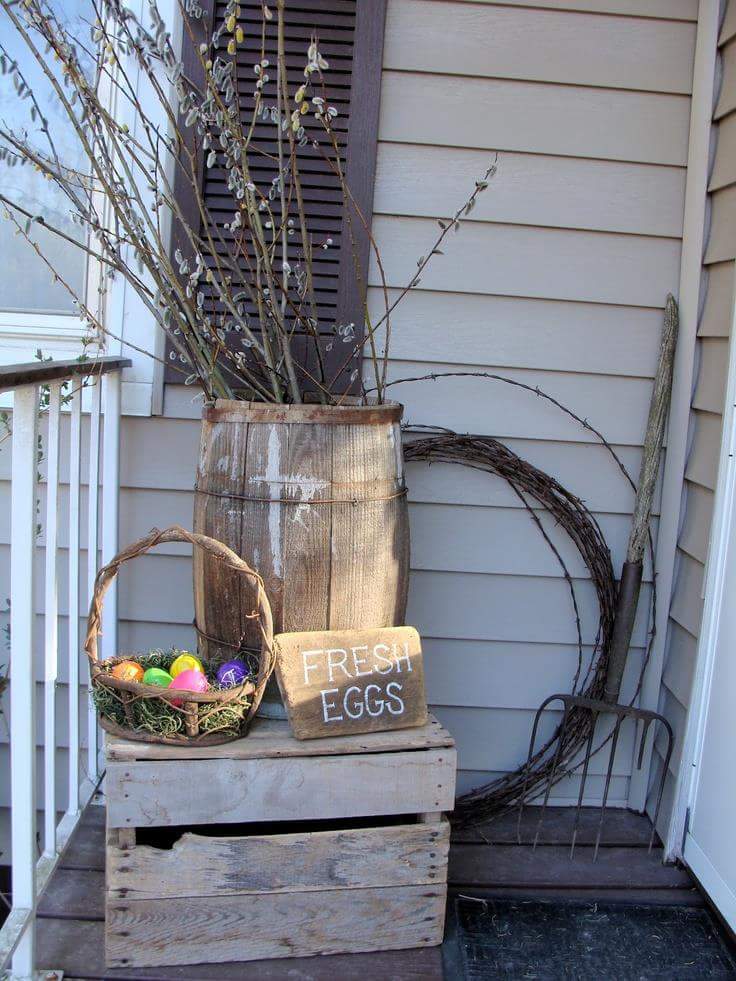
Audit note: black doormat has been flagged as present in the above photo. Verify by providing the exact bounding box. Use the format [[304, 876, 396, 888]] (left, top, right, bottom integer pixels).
[[452, 897, 736, 980]]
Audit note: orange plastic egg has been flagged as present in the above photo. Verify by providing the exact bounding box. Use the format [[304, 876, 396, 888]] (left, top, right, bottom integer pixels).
[[111, 660, 144, 683]]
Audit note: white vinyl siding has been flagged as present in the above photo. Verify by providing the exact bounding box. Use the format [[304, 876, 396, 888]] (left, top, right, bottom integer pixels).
[[649, 0, 736, 834], [450, 0, 696, 17]]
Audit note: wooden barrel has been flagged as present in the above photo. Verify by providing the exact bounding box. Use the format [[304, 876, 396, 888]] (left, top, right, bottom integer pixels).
[[193, 399, 410, 672]]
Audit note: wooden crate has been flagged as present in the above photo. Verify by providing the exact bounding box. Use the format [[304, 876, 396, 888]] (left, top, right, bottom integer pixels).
[[104, 715, 456, 968]]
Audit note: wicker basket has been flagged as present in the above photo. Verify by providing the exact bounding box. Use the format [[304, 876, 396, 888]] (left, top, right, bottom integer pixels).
[[85, 525, 275, 746]]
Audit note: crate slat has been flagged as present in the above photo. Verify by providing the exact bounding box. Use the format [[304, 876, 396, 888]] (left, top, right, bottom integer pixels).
[[108, 818, 449, 900], [106, 748, 456, 828], [105, 715, 453, 762], [106, 884, 447, 968]]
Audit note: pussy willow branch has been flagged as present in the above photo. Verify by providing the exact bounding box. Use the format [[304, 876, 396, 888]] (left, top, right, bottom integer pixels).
[[323, 145, 499, 393], [0, 192, 128, 272], [18, 3, 225, 395], [374, 156, 498, 337], [274, 0, 296, 400], [4, 0, 238, 397], [312, 108, 386, 401], [190, 17, 296, 401], [324, 123, 382, 399], [0, 37, 63, 173], [0, 204, 191, 376], [2, 0, 495, 404], [4, 0, 234, 396], [276, 21, 325, 395]]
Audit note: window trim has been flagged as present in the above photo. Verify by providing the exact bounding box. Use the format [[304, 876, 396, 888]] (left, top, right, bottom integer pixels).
[[0, 312, 90, 410], [0, 311, 88, 341]]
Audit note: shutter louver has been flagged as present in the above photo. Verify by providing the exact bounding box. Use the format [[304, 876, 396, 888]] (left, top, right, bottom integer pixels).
[[165, 0, 386, 396]]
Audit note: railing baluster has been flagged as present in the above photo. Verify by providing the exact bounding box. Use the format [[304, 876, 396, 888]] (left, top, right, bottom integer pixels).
[[43, 382, 62, 858], [10, 384, 40, 979], [101, 372, 121, 664], [67, 383, 82, 818], [86, 379, 102, 781]]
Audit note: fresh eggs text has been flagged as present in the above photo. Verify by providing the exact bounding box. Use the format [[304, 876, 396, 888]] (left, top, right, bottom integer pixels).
[[300, 642, 413, 723]]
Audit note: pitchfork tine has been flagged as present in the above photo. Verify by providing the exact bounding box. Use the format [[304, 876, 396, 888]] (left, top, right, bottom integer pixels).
[[533, 700, 570, 850], [570, 712, 597, 859], [636, 718, 652, 770], [649, 717, 675, 852], [593, 716, 621, 862], [518, 694, 558, 844]]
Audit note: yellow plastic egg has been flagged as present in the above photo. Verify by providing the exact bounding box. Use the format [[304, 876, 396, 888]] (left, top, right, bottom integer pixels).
[[111, 660, 144, 683], [170, 652, 204, 678]]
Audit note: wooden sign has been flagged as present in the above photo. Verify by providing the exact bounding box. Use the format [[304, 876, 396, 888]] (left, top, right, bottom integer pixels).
[[274, 626, 428, 740]]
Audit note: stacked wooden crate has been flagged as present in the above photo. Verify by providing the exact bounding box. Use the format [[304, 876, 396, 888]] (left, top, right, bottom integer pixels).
[[104, 715, 456, 968]]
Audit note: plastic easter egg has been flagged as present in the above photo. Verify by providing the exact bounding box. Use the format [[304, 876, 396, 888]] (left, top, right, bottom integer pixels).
[[170, 653, 203, 678], [169, 669, 209, 694], [143, 667, 173, 687], [168, 668, 208, 708], [111, 660, 144, 683], [216, 659, 248, 688]]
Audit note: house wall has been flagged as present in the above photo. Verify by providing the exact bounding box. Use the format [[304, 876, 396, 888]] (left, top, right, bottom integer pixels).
[[0, 0, 701, 857], [648, 0, 736, 834]]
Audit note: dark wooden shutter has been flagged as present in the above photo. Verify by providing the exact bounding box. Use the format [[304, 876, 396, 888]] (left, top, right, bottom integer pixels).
[[165, 0, 387, 394]]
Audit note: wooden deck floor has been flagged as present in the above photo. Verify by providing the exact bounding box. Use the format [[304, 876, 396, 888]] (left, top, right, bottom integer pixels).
[[34, 802, 699, 980]]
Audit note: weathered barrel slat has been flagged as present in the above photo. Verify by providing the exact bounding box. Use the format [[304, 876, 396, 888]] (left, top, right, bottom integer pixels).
[[329, 422, 408, 629], [193, 414, 250, 656], [281, 422, 333, 633]]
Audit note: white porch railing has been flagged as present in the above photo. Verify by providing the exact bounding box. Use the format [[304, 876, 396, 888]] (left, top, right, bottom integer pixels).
[[0, 356, 129, 979]]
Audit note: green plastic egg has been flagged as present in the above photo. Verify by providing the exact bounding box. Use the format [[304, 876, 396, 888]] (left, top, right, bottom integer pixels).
[[143, 667, 173, 687]]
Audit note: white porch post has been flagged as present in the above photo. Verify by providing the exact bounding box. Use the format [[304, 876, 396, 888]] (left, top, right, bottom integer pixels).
[[86, 379, 102, 780], [67, 384, 82, 817], [100, 372, 121, 756], [43, 382, 62, 858], [10, 385, 39, 979]]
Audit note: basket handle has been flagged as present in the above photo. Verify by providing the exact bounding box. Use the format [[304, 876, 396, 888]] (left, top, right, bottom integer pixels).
[[84, 525, 275, 686]]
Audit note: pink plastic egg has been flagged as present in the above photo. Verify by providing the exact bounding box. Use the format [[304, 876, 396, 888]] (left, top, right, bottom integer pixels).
[[168, 668, 208, 707], [169, 669, 208, 693]]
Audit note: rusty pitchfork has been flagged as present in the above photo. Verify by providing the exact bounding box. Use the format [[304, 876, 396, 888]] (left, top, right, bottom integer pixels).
[[518, 296, 679, 860]]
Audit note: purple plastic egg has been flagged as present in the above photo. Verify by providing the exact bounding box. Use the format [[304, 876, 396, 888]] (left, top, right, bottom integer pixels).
[[216, 659, 248, 687]]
